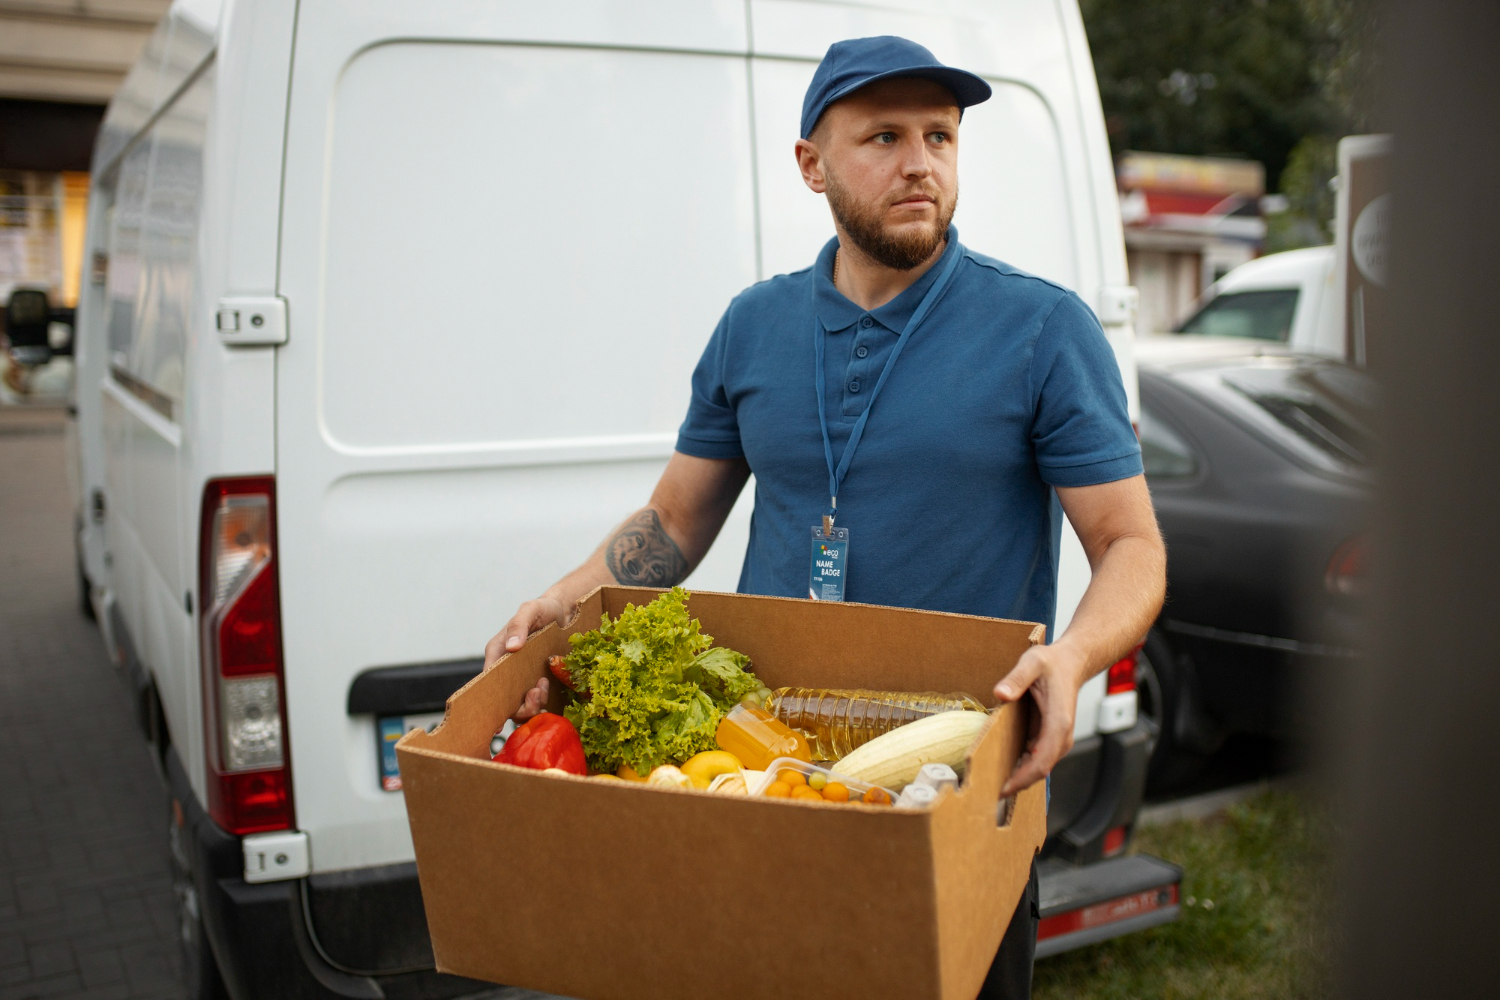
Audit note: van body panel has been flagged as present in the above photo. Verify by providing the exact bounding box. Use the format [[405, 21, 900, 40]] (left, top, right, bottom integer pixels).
[[74, 192, 114, 596], [212, 0, 299, 295], [74, 0, 299, 817], [91, 41, 218, 803], [311, 43, 757, 453]]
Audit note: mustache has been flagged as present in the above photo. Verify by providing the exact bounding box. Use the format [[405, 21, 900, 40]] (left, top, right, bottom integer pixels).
[[885, 185, 943, 207]]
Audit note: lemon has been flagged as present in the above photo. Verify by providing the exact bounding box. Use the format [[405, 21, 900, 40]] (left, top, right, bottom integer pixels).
[[680, 750, 744, 789]]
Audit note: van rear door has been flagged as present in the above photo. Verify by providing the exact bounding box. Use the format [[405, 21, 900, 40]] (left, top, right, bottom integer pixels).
[[275, 2, 758, 873]]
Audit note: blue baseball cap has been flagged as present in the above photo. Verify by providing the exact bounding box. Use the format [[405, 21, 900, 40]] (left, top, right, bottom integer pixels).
[[800, 36, 992, 140]]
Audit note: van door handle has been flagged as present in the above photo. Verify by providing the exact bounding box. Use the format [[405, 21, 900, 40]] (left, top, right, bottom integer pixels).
[[216, 296, 288, 346]]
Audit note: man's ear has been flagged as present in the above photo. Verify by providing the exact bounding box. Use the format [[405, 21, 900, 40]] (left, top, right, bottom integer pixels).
[[795, 138, 828, 194]]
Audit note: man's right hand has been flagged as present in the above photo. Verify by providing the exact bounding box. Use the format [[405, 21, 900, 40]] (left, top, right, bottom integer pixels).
[[485, 596, 572, 722]]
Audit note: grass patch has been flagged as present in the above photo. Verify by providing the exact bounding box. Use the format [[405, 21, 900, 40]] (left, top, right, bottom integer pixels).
[[1033, 789, 1332, 1000]]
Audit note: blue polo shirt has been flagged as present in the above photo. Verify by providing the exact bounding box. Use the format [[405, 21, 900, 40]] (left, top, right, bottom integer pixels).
[[676, 227, 1142, 633]]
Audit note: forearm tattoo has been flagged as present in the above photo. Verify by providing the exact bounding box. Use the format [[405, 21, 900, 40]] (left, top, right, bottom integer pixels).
[[604, 509, 688, 587]]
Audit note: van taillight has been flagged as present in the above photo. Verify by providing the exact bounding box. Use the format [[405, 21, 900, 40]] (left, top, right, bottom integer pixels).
[[1106, 647, 1140, 695], [199, 477, 293, 835]]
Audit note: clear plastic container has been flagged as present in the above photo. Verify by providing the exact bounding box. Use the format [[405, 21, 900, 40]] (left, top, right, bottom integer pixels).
[[764, 687, 986, 761], [715, 702, 812, 771], [754, 758, 897, 807]]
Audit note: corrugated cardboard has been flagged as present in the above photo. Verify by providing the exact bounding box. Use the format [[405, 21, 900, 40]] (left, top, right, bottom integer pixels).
[[398, 587, 1048, 1000]]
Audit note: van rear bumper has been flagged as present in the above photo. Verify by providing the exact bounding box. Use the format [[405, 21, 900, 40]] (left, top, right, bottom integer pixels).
[[1044, 719, 1153, 864], [166, 750, 485, 1000]]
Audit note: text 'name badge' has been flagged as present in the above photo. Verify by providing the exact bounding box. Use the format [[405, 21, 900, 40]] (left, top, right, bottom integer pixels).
[[809, 526, 850, 602]]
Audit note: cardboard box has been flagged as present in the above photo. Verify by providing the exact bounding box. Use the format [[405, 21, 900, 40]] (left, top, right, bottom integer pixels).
[[398, 587, 1048, 1000]]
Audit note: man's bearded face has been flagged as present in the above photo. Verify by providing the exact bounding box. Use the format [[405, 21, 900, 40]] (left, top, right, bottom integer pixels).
[[824, 164, 958, 271]]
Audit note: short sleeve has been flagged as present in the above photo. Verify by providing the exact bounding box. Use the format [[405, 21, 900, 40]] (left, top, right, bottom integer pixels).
[[675, 308, 745, 460], [1029, 293, 1143, 487]]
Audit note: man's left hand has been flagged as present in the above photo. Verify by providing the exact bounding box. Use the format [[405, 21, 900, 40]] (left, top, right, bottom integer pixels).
[[993, 642, 1088, 796]]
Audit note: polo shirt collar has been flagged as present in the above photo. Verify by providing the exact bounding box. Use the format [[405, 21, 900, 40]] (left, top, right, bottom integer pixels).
[[813, 225, 963, 333]]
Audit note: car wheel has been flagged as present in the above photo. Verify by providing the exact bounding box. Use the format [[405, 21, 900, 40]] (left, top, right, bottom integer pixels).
[[1137, 629, 1206, 792], [169, 806, 229, 1000], [1135, 633, 1172, 753]]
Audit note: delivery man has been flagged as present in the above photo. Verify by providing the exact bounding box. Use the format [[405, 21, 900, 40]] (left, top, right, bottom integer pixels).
[[487, 36, 1166, 997]]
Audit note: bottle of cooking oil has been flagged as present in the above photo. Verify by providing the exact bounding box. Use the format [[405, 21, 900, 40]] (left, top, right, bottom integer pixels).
[[764, 688, 986, 762]]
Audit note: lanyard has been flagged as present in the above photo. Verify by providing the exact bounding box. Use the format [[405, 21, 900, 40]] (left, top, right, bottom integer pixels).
[[814, 244, 963, 528]]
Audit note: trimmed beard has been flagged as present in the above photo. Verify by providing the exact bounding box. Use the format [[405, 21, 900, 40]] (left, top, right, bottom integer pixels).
[[825, 170, 957, 271]]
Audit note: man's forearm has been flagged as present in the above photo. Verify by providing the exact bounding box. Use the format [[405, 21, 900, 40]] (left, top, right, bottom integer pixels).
[[1050, 531, 1166, 683], [522, 453, 750, 628], [539, 506, 693, 612], [492, 455, 748, 667]]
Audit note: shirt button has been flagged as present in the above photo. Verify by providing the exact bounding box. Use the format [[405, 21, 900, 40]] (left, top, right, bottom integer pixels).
[[855, 346, 869, 358], [861, 317, 874, 329], [849, 380, 862, 393]]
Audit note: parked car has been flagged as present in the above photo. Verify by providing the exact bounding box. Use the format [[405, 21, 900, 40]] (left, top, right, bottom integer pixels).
[[72, 2, 1173, 995], [1172, 135, 1390, 368], [1133, 335, 1371, 782], [1173, 245, 1337, 353], [1, 287, 75, 402]]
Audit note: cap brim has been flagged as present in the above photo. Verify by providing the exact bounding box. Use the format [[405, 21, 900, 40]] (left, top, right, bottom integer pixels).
[[829, 64, 993, 111]]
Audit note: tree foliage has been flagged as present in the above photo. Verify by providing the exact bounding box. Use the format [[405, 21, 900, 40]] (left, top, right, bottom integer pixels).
[[1080, 0, 1381, 247], [1081, 0, 1377, 183], [1081, 0, 1327, 188]]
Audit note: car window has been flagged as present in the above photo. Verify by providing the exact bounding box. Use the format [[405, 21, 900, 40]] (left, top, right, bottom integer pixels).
[[102, 61, 212, 417], [1222, 361, 1374, 468], [1177, 289, 1299, 341], [1139, 406, 1198, 479]]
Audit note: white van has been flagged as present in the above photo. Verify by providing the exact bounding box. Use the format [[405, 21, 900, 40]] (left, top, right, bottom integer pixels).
[[1172, 244, 1341, 356], [73, 1, 1169, 995]]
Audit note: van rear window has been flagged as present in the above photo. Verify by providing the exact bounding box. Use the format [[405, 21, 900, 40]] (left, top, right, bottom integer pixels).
[[1177, 289, 1299, 341]]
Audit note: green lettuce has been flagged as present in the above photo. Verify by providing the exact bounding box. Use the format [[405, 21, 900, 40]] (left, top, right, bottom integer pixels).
[[561, 588, 761, 773]]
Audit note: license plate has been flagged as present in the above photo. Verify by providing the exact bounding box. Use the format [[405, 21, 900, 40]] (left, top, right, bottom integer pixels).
[[377, 712, 445, 791]]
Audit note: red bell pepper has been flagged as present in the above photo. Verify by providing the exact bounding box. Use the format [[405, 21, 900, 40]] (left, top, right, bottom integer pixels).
[[491, 711, 587, 776]]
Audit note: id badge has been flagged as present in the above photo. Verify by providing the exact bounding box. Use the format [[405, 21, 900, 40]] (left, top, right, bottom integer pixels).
[[809, 525, 850, 601]]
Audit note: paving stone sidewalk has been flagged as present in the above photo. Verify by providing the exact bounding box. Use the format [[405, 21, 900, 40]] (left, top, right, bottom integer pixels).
[[0, 407, 569, 1000], [0, 406, 184, 1000]]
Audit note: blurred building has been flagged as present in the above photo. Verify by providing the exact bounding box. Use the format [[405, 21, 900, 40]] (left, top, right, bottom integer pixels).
[[1117, 151, 1267, 335], [0, 1, 170, 306]]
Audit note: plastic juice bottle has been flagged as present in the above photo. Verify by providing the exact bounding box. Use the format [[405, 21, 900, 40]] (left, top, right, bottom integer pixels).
[[764, 688, 986, 761], [715, 702, 812, 770]]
